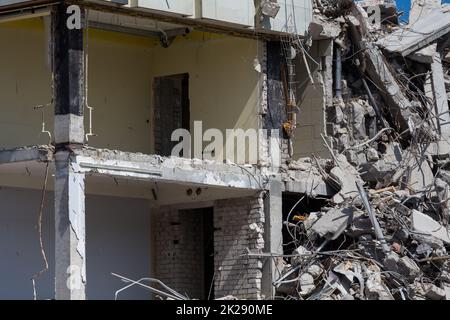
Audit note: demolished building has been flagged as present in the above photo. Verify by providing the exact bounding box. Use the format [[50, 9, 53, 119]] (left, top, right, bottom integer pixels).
[[0, 0, 449, 301], [274, 0, 450, 300]]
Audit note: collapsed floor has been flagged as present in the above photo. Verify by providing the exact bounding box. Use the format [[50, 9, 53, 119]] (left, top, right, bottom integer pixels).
[[273, 0, 450, 300]]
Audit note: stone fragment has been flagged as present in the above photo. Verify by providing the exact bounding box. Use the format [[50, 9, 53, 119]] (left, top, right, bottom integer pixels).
[[411, 210, 450, 244], [299, 273, 315, 296], [311, 207, 354, 240]]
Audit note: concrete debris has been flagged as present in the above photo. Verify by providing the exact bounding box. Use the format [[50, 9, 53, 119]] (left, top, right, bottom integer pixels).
[[378, 4, 450, 56], [329, 155, 362, 203], [310, 207, 354, 240], [299, 273, 316, 296], [408, 43, 437, 65], [365, 264, 395, 300], [422, 283, 447, 300], [308, 15, 342, 39], [260, 0, 281, 18], [307, 263, 324, 278], [275, 0, 450, 300], [409, 0, 442, 25], [444, 283, 450, 300], [397, 256, 421, 280], [411, 210, 450, 244], [315, 0, 354, 18]]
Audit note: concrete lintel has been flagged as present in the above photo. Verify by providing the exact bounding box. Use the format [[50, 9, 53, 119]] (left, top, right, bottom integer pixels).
[[284, 178, 333, 197], [72, 148, 269, 190], [0, 145, 53, 164]]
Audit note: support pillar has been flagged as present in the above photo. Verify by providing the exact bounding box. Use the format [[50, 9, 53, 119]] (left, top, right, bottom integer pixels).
[[52, 2, 86, 300], [54, 151, 86, 300], [262, 180, 283, 299]]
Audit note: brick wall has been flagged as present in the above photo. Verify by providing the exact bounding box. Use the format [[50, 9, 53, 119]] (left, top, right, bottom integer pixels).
[[213, 195, 265, 299], [154, 194, 266, 300], [154, 207, 205, 299]]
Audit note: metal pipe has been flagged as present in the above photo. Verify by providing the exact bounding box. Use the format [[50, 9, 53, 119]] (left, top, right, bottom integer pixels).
[[356, 181, 391, 254], [362, 77, 390, 128], [112, 273, 188, 300], [334, 46, 342, 99]]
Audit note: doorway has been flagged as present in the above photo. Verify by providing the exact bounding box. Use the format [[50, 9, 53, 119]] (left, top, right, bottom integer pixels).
[[154, 73, 190, 157], [179, 206, 215, 300]]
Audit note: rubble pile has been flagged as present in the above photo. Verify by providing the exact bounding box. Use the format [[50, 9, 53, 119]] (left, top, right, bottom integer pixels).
[[276, 0, 450, 300], [313, 0, 354, 18]]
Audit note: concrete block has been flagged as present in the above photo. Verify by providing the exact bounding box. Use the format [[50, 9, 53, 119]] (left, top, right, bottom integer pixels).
[[311, 207, 354, 240], [412, 210, 450, 244], [423, 283, 446, 300]]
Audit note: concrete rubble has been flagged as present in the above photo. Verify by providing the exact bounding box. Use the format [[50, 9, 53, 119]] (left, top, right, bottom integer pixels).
[[275, 0, 450, 300]]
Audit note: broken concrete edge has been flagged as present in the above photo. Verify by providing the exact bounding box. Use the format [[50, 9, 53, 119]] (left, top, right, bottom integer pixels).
[[0, 144, 336, 200], [0, 145, 54, 164], [54, 150, 86, 300], [72, 147, 337, 196], [67, 163, 87, 285], [71, 147, 271, 191], [377, 6, 450, 57]]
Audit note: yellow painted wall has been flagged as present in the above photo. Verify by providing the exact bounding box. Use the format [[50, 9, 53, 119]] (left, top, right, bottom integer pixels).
[[0, 18, 260, 160], [148, 32, 259, 138], [86, 28, 154, 152], [0, 18, 53, 148]]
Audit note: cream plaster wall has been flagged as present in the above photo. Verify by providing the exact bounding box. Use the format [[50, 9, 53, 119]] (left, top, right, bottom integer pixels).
[[0, 18, 260, 162]]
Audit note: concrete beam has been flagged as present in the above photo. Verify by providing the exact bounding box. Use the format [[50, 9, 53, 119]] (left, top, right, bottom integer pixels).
[[362, 42, 420, 134], [262, 180, 283, 299], [378, 7, 450, 57], [284, 179, 333, 197], [72, 147, 268, 190], [0, 145, 53, 164], [0, 0, 53, 11], [54, 151, 86, 300], [409, 0, 441, 25], [431, 52, 450, 139]]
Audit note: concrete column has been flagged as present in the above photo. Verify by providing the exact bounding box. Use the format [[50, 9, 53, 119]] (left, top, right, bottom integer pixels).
[[52, 2, 85, 145], [262, 180, 283, 299], [52, 3, 86, 300], [55, 151, 86, 300]]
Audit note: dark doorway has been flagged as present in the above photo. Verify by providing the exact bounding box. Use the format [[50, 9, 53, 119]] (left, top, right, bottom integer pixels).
[[179, 206, 215, 300], [282, 193, 329, 259], [154, 73, 190, 156]]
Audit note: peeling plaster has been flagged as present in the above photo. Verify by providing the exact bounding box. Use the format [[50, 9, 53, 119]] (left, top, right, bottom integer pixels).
[[68, 162, 86, 283]]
